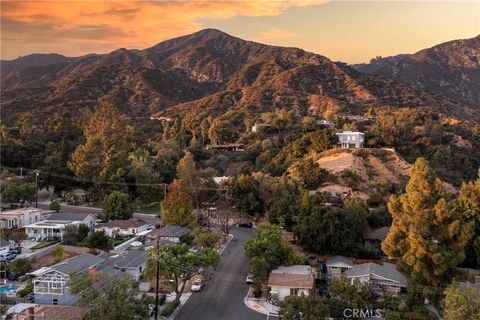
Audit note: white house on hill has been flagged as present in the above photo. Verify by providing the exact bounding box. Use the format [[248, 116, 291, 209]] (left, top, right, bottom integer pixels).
[[268, 265, 316, 302], [336, 131, 365, 149], [24, 213, 95, 241]]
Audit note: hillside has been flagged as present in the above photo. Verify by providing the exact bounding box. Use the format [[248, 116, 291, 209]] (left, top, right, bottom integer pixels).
[[2, 29, 479, 124], [353, 35, 480, 108]]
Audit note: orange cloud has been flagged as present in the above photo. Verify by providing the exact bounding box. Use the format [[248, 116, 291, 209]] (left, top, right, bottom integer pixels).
[[1, 0, 327, 59]]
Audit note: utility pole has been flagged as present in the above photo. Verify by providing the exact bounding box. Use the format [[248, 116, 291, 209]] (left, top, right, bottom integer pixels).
[[154, 237, 161, 320], [35, 171, 39, 208]]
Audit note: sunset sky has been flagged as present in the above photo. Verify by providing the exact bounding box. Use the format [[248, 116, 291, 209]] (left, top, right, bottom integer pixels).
[[1, 0, 479, 64]]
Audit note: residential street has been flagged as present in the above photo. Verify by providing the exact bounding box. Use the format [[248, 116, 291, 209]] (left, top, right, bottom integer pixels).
[[174, 227, 274, 320]]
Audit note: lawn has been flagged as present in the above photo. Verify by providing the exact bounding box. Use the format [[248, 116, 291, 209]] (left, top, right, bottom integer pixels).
[[31, 241, 59, 250], [113, 237, 130, 246], [137, 202, 161, 214]]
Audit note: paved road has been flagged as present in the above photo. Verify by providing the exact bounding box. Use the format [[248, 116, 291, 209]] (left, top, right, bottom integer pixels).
[[38, 203, 161, 225], [174, 227, 273, 320]]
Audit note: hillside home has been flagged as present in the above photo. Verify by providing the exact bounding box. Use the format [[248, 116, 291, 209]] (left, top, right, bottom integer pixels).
[[345, 262, 407, 295], [65, 189, 93, 205], [24, 212, 95, 241], [363, 227, 389, 251], [0, 207, 54, 229], [251, 123, 273, 132], [268, 265, 316, 302], [94, 219, 150, 237], [326, 255, 354, 278], [336, 131, 365, 149], [148, 225, 189, 243], [316, 119, 336, 127]]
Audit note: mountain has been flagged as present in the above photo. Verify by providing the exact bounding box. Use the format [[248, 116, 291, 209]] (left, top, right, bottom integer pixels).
[[2, 29, 479, 123], [353, 35, 480, 107]]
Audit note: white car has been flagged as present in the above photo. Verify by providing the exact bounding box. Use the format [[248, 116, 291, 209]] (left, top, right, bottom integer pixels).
[[246, 274, 254, 284], [191, 279, 204, 292]]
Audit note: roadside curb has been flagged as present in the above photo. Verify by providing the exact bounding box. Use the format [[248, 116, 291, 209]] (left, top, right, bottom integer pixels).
[[243, 287, 279, 317], [168, 292, 192, 320]]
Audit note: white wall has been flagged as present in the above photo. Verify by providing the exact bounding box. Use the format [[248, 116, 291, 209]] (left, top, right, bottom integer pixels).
[[270, 286, 311, 301]]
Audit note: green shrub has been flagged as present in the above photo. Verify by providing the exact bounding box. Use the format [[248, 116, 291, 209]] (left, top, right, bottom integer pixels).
[[17, 282, 33, 298], [31, 241, 59, 250], [160, 300, 179, 317], [367, 193, 384, 207]]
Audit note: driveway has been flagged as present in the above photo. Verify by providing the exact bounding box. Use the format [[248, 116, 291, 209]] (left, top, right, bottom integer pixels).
[[174, 227, 276, 320]]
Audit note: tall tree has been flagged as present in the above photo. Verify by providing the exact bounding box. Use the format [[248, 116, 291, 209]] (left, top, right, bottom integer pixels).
[[160, 179, 193, 226], [382, 158, 472, 286], [144, 243, 219, 303], [102, 191, 134, 220], [444, 282, 480, 320], [68, 105, 131, 187]]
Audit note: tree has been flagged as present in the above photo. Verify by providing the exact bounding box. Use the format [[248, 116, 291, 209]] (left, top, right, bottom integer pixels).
[[83, 231, 113, 251], [287, 158, 328, 190], [144, 243, 219, 303], [280, 295, 331, 320], [102, 191, 134, 220], [68, 105, 131, 187], [7, 258, 32, 276], [71, 273, 153, 320], [160, 179, 193, 226], [0, 182, 35, 205], [62, 224, 89, 245], [129, 148, 163, 204], [329, 276, 372, 309], [192, 228, 222, 249], [244, 225, 295, 280], [382, 158, 472, 286], [49, 200, 61, 212], [444, 282, 480, 320]]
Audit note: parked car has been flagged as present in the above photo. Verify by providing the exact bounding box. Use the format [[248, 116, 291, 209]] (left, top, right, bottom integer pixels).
[[0, 252, 16, 262], [191, 279, 204, 292], [238, 221, 253, 228], [246, 274, 254, 284]]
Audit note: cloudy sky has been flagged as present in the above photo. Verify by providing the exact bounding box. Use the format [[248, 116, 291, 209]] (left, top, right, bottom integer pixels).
[[1, 0, 479, 63]]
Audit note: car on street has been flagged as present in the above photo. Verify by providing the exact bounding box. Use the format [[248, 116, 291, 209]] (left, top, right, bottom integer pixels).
[[246, 274, 254, 284], [0, 252, 16, 262], [191, 279, 205, 292], [238, 221, 253, 228]]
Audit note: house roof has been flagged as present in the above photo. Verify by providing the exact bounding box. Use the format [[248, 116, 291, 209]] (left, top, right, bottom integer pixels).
[[149, 225, 189, 238], [363, 227, 389, 240], [95, 219, 148, 229], [0, 239, 10, 247], [345, 262, 407, 286], [104, 250, 146, 269], [26, 305, 87, 320], [326, 255, 353, 267], [53, 253, 104, 275], [46, 212, 91, 222], [71, 189, 89, 196], [268, 265, 315, 288], [0, 207, 54, 218], [457, 281, 480, 293]]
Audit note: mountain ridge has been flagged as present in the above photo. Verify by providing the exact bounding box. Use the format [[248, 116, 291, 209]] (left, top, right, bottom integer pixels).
[[1, 29, 479, 123]]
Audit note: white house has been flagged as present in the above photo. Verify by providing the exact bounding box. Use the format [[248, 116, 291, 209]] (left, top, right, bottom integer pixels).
[[0, 239, 11, 255], [94, 220, 150, 237], [148, 225, 189, 243], [0, 207, 54, 229], [24, 212, 95, 241], [336, 131, 365, 149], [268, 265, 316, 302], [345, 262, 407, 295], [326, 255, 354, 278]]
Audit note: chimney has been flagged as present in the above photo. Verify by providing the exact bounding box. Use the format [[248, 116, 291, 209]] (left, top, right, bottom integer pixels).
[[475, 275, 480, 284], [88, 266, 98, 282]]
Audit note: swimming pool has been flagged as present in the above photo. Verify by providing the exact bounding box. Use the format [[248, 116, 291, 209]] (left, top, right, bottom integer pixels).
[[0, 283, 19, 294]]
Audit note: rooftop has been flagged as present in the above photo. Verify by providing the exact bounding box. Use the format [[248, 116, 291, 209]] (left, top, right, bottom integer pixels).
[[149, 225, 189, 238], [103, 250, 146, 269], [95, 219, 148, 229], [12, 305, 88, 320], [268, 265, 316, 288], [326, 255, 354, 267], [345, 262, 407, 286], [0, 207, 54, 217], [53, 252, 104, 275], [363, 227, 389, 240], [46, 212, 92, 222]]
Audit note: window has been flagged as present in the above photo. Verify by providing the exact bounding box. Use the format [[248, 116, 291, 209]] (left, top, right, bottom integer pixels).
[[290, 288, 299, 296], [52, 298, 58, 305]]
